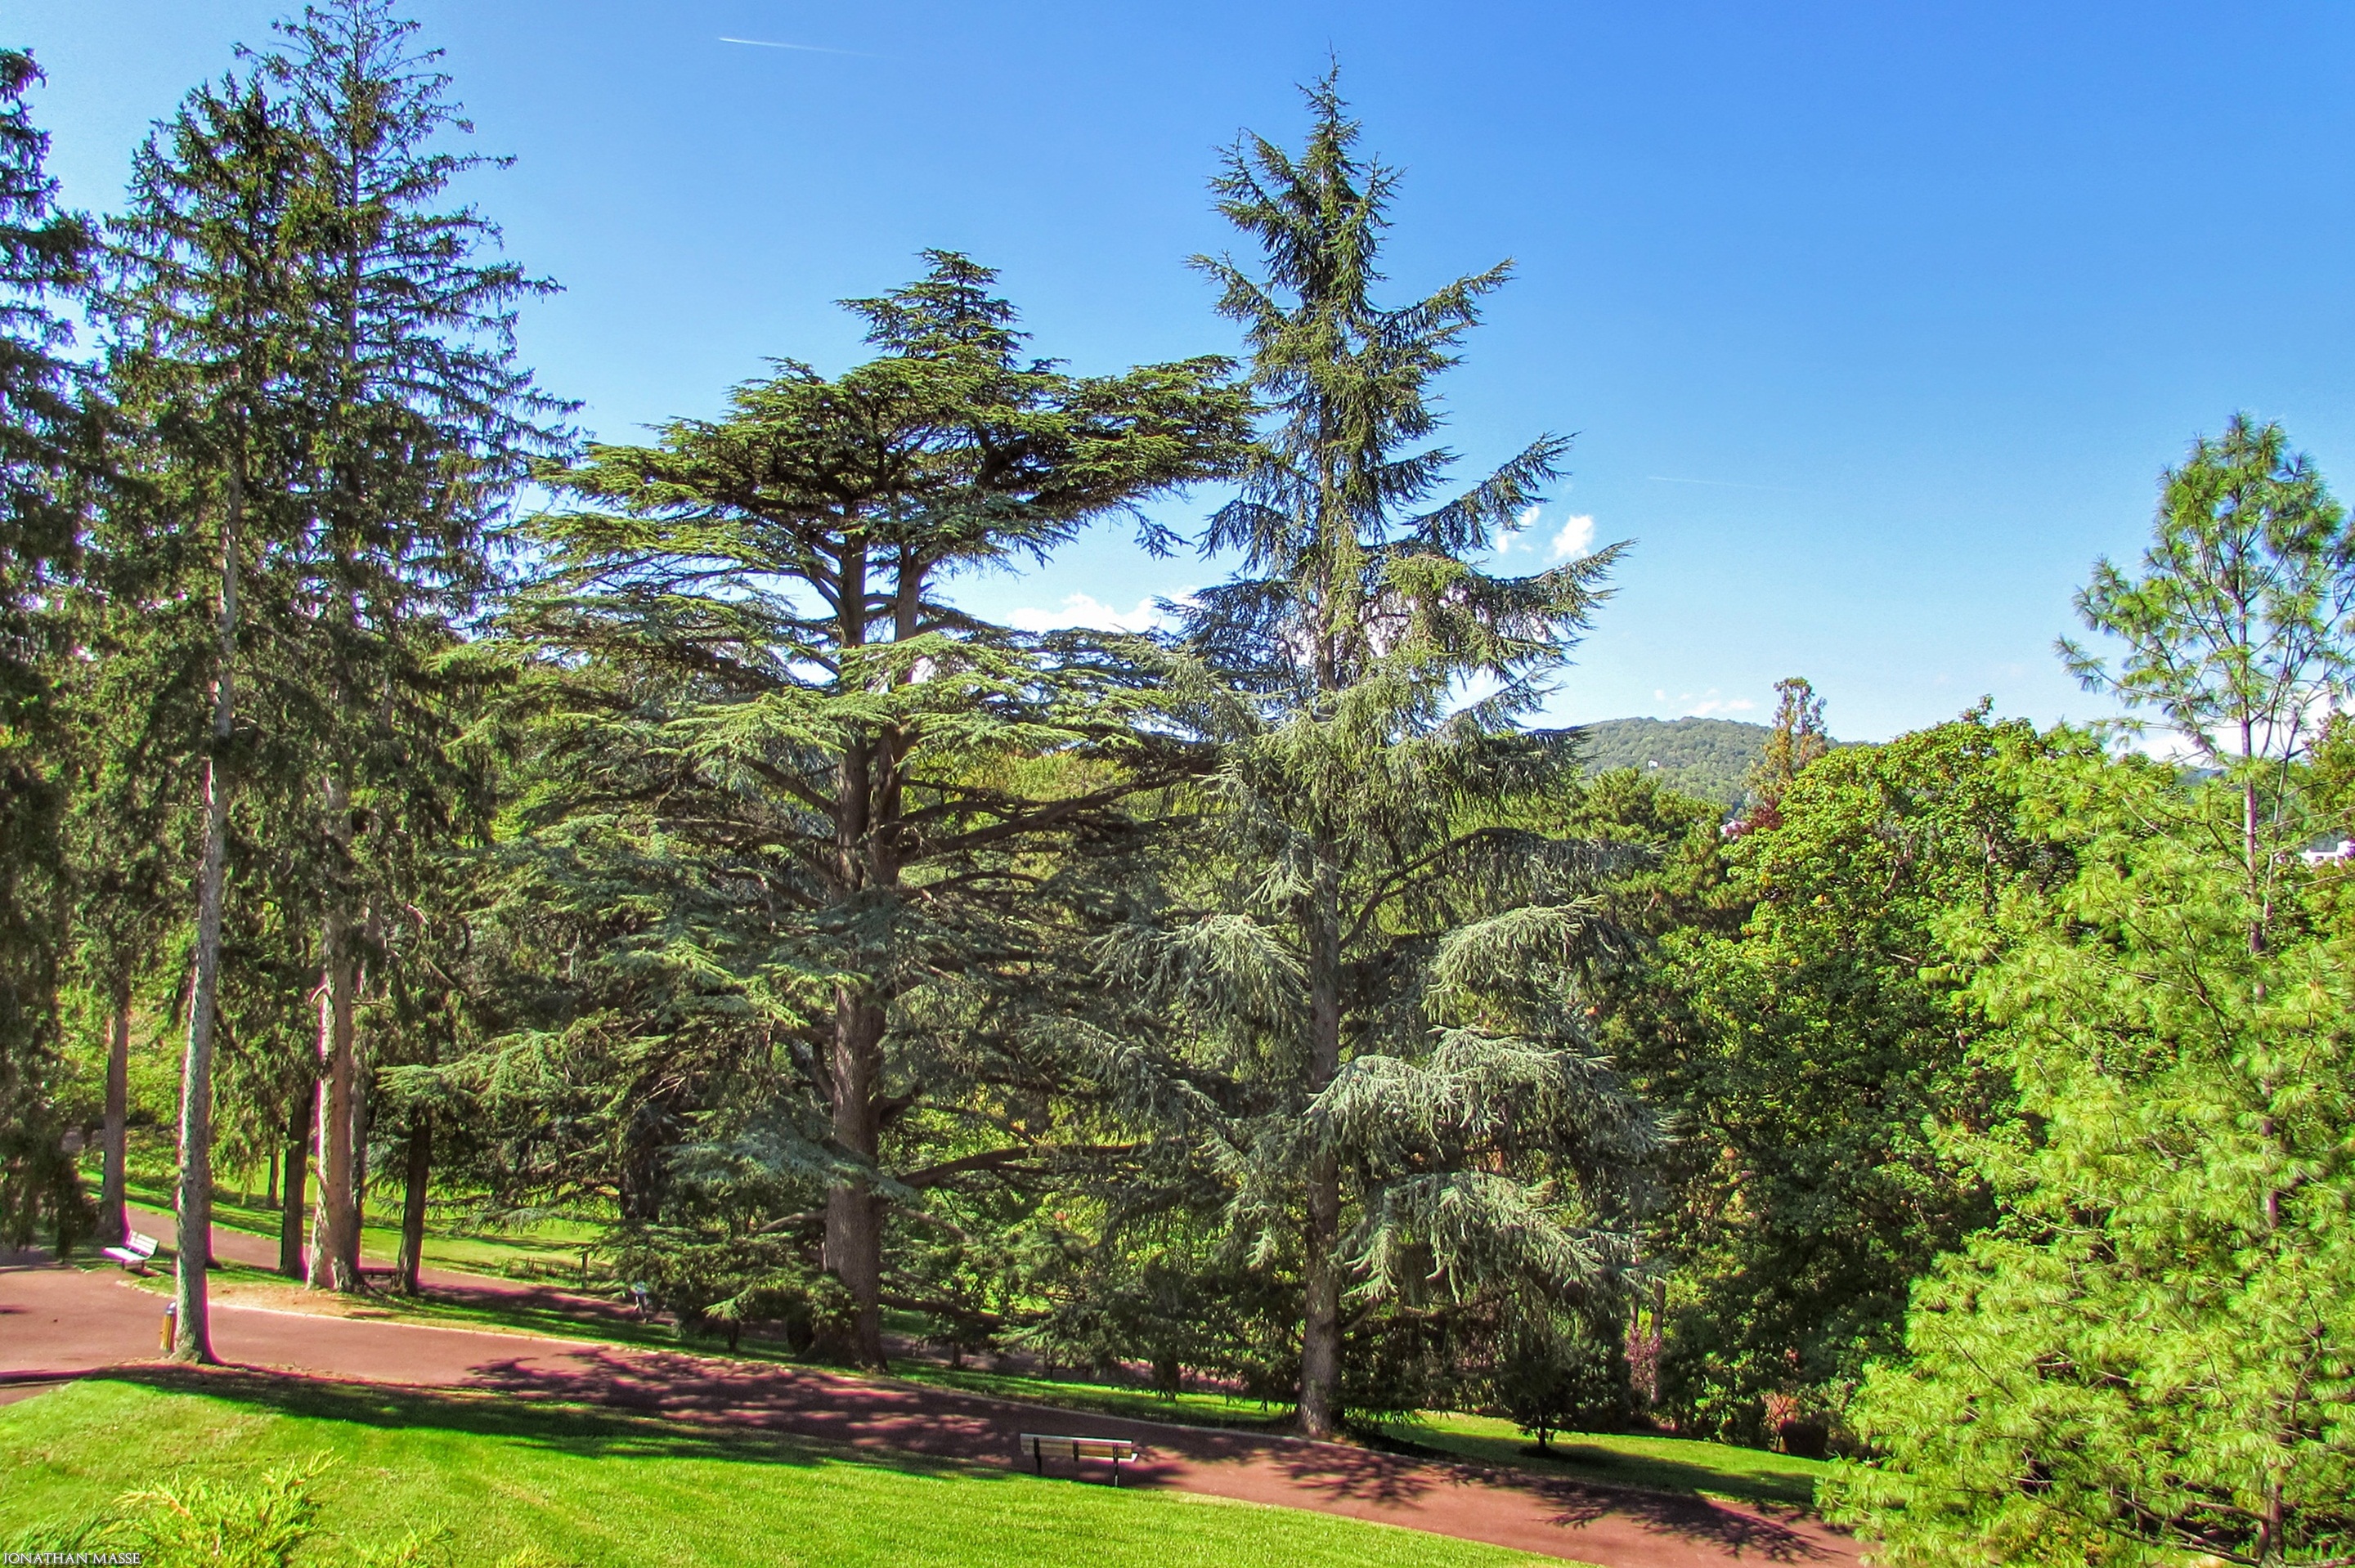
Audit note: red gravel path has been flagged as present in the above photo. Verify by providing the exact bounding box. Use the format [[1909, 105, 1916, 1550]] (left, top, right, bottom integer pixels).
[[2, 1232, 1855, 1568]]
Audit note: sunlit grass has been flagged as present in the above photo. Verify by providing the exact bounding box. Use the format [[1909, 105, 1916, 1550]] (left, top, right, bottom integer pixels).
[[1, 1378, 1581, 1567], [114, 1166, 595, 1285], [887, 1364, 1292, 1431], [1383, 1411, 1829, 1509]]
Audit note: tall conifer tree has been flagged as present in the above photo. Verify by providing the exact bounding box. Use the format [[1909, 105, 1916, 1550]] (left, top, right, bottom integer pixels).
[[514, 253, 1241, 1364], [245, 0, 565, 1292], [1110, 76, 1650, 1437], [0, 48, 92, 1247], [101, 66, 314, 1360], [2062, 414, 2355, 949]]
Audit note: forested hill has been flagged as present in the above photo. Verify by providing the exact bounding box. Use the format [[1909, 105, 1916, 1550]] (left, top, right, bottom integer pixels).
[[1574, 716, 1773, 805]]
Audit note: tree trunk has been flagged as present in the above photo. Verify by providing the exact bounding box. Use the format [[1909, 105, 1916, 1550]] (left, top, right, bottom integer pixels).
[[279, 1086, 311, 1278], [175, 466, 241, 1366], [265, 1143, 277, 1209], [97, 983, 129, 1248], [1297, 851, 1344, 1440], [351, 1048, 370, 1226], [2236, 716, 2276, 956], [307, 852, 361, 1291], [824, 990, 887, 1367], [397, 1110, 429, 1294], [819, 546, 890, 1369]]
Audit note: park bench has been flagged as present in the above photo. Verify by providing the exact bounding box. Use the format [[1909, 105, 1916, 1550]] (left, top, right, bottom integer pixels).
[[101, 1231, 159, 1275], [1018, 1433, 1136, 1485]]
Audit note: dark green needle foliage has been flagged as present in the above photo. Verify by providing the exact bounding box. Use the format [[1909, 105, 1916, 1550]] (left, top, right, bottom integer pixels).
[[1097, 74, 1652, 1437], [250, 0, 569, 1292], [1490, 1294, 1634, 1451], [96, 47, 328, 1356], [0, 48, 93, 1248], [492, 252, 1244, 1364]]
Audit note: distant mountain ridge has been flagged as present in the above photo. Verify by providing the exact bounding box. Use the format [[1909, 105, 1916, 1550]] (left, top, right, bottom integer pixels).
[[1574, 715, 1773, 806]]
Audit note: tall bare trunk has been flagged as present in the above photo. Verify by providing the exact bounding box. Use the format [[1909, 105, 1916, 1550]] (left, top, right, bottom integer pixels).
[[307, 827, 361, 1290], [819, 544, 890, 1368], [825, 991, 887, 1366], [97, 983, 129, 1248], [279, 1084, 311, 1278], [175, 469, 240, 1365], [2245, 769, 2268, 956], [1297, 851, 1343, 1439], [397, 1110, 428, 1294], [350, 1045, 369, 1224]]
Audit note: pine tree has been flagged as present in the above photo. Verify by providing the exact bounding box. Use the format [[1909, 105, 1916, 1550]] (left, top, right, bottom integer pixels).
[[2062, 414, 2354, 947], [509, 252, 1242, 1364], [60, 589, 191, 1252], [249, 0, 566, 1292], [1830, 747, 2355, 1565], [0, 48, 93, 1249], [1833, 434, 2355, 1561], [100, 62, 315, 1361], [1106, 76, 1649, 1437]]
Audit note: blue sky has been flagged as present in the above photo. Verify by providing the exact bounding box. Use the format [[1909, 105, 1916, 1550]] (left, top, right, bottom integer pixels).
[[23, 1, 2355, 739]]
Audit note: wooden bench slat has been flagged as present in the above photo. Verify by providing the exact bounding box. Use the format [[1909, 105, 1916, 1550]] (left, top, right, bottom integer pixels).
[[1018, 1433, 1137, 1485], [102, 1232, 160, 1271]]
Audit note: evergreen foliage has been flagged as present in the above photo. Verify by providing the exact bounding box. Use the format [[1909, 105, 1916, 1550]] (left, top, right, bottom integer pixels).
[[1734, 677, 1828, 833], [245, 0, 569, 1293], [16, 6, 2355, 1513], [1100, 74, 1651, 1437], [98, 52, 323, 1358], [495, 252, 1244, 1364], [87, 0, 560, 1344], [1832, 423, 2355, 1564], [2064, 414, 2353, 931], [1490, 1295, 1635, 1450], [0, 47, 92, 1248]]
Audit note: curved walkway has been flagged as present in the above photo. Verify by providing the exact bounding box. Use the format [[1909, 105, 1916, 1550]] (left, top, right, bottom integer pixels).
[[2, 1234, 1853, 1568]]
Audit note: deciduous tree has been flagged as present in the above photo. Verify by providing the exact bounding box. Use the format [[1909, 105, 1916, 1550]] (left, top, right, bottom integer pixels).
[[1831, 748, 2355, 1566]]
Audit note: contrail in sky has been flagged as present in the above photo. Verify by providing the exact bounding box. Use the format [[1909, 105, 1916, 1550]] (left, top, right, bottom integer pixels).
[[718, 36, 872, 56], [1646, 475, 1799, 493]]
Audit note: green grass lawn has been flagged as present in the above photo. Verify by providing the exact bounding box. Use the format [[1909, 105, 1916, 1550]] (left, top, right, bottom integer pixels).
[[117, 1167, 598, 1286], [105, 1247, 687, 1351], [889, 1364, 1294, 1431], [1381, 1412, 1829, 1510], [97, 1230, 1824, 1518], [856, 1371, 1829, 1513], [0, 1378, 1579, 1568], [98, 1143, 1815, 1522]]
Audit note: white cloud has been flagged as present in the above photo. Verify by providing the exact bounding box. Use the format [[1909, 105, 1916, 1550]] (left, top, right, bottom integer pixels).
[[1007, 593, 1169, 634], [1686, 690, 1758, 718], [1548, 513, 1595, 561], [1498, 504, 1544, 553]]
